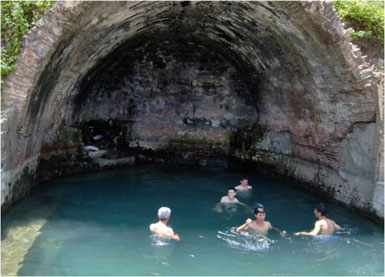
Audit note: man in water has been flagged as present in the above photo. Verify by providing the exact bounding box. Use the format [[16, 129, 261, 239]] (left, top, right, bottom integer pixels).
[[294, 203, 341, 236], [236, 204, 286, 237], [235, 176, 252, 191], [220, 187, 240, 203], [149, 207, 180, 241], [215, 187, 252, 213]]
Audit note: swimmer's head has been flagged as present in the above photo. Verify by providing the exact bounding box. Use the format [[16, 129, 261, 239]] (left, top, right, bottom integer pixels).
[[228, 187, 237, 198], [254, 204, 266, 221], [254, 203, 266, 215], [240, 176, 248, 185], [314, 203, 327, 216], [228, 187, 237, 193], [157, 207, 171, 220]]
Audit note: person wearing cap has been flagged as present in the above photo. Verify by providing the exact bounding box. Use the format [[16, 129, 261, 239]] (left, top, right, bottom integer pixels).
[[294, 203, 341, 236], [236, 204, 286, 237], [235, 176, 252, 191], [149, 207, 181, 241]]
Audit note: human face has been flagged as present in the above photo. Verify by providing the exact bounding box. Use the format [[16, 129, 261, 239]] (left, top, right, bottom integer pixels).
[[313, 208, 321, 218], [227, 189, 236, 199], [255, 209, 266, 221], [241, 179, 248, 186]]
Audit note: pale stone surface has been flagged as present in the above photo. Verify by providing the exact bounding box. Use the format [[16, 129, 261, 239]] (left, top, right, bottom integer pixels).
[[1, 1, 383, 220], [255, 130, 292, 155], [1, 184, 67, 276], [372, 182, 384, 218]]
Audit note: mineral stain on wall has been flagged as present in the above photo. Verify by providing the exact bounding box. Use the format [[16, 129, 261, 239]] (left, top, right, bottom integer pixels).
[[1, 1, 383, 221]]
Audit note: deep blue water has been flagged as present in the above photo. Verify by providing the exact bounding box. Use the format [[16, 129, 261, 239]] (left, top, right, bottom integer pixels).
[[2, 165, 384, 275]]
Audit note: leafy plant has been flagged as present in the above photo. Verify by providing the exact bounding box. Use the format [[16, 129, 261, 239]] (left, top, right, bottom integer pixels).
[[229, 122, 265, 159], [1, 1, 53, 77], [333, 0, 384, 43]]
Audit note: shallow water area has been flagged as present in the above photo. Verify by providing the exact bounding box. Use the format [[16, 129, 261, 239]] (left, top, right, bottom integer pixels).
[[1, 165, 384, 275]]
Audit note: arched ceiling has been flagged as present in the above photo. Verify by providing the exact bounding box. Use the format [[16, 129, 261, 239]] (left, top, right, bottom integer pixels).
[[2, 0, 377, 175], [1, 0, 383, 220]]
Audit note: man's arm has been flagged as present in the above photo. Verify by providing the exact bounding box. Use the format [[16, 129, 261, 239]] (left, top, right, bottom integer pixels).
[[214, 202, 224, 213], [172, 232, 181, 241], [237, 201, 254, 213], [149, 223, 156, 233], [333, 220, 342, 230], [165, 227, 181, 241], [236, 218, 252, 233], [213, 197, 227, 213], [294, 221, 321, 237], [269, 223, 286, 237]]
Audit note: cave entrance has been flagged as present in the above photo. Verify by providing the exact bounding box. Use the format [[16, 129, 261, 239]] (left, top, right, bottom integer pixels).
[[72, 35, 260, 167]]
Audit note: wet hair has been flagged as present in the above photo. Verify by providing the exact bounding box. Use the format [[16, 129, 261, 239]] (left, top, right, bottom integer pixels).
[[241, 176, 248, 180], [228, 187, 237, 193], [254, 203, 266, 214], [158, 207, 171, 220], [315, 203, 327, 216]]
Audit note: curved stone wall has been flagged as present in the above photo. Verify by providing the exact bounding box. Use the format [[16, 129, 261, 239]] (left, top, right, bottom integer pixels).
[[1, 1, 383, 220]]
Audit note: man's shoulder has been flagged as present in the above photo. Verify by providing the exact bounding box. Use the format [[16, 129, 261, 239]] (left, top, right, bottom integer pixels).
[[326, 218, 338, 225], [234, 185, 252, 190], [316, 219, 328, 226], [149, 223, 157, 231], [160, 225, 174, 235], [166, 225, 174, 232]]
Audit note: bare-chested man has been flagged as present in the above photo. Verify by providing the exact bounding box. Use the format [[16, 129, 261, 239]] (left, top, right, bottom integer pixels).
[[220, 187, 240, 203], [236, 204, 285, 237], [234, 176, 252, 191], [215, 187, 252, 213], [149, 207, 180, 241], [294, 203, 341, 236]]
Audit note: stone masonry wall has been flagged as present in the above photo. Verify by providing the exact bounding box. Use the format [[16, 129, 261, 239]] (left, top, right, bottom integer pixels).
[[1, 1, 383, 220], [74, 37, 257, 159]]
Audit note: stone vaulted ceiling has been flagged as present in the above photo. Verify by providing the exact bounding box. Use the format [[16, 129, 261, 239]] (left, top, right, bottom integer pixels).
[[1, 1, 382, 219]]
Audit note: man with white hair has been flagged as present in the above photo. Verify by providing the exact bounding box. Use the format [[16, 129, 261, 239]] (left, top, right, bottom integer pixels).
[[149, 207, 181, 241]]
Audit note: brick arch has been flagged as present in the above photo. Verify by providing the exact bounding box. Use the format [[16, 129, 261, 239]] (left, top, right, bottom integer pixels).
[[1, 1, 381, 219]]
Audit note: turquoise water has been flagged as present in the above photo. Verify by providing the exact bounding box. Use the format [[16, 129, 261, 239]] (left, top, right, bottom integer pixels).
[[2, 165, 384, 275]]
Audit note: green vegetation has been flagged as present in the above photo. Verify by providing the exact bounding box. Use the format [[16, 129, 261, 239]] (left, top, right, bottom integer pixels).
[[1, 1, 382, 78], [1, 1, 53, 77], [229, 122, 265, 159], [333, 0, 384, 43], [168, 134, 226, 148]]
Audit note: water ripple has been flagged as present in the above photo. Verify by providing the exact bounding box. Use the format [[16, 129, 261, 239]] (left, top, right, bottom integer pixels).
[[217, 227, 275, 251]]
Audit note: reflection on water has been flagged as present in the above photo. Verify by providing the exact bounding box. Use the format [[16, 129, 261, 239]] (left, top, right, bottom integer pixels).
[[1, 165, 384, 275], [236, 189, 252, 199], [150, 234, 171, 246], [1, 220, 46, 276], [1, 193, 62, 276], [304, 236, 343, 262], [214, 202, 252, 220]]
